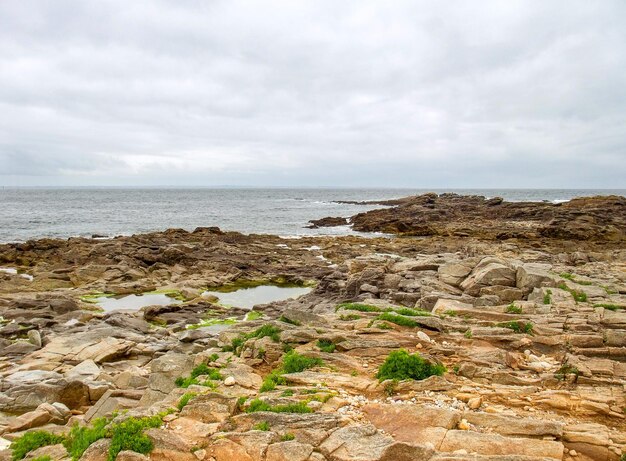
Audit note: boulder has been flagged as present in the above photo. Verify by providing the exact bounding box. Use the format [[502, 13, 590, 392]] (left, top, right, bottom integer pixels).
[[460, 262, 516, 296], [438, 261, 474, 287], [319, 424, 393, 461]]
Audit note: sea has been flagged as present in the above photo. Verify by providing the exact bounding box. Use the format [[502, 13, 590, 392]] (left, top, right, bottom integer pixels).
[[1, 188, 624, 243]]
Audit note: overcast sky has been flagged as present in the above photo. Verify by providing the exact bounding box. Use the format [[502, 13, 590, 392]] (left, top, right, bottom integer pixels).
[[1, 1, 625, 188]]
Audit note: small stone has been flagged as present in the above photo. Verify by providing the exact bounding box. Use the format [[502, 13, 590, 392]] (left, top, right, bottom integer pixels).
[[362, 363, 369, 368], [224, 376, 236, 386], [458, 419, 470, 430], [27, 329, 42, 348], [194, 448, 206, 460], [569, 450, 577, 457], [467, 397, 482, 410]]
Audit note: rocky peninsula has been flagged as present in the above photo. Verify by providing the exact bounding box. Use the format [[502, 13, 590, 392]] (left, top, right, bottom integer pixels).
[[0, 194, 624, 461]]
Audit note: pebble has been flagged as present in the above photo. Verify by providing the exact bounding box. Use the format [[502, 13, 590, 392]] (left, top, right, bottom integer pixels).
[[224, 376, 236, 386], [458, 419, 470, 430]]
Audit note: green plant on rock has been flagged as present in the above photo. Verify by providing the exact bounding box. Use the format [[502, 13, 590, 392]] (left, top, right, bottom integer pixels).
[[10, 431, 65, 461], [317, 339, 336, 353], [281, 433, 295, 441], [175, 363, 223, 388], [496, 321, 533, 334], [278, 315, 301, 326], [225, 324, 282, 354], [543, 289, 552, 305], [557, 283, 587, 303], [64, 417, 109, 461], [336, 302, 382, 312], [107, 415, 163, 461], [177, 392, 197, 411], [376, 349, 445, 382], [594, 303, 624, 311], [30, 457, 52, 461], [505, 303, 522, 314], [464, 329, 473, 339], [246, 311, 263, 321], [383, 379, 398, 396], [376, 312, 418, 327], [246, 399, 312, 414], [339, 314, 361, 321], [376, 322, 393, 330], [253, 421, 271, 431], [555, 363, 580, 381], [260, 351, 323, 392]]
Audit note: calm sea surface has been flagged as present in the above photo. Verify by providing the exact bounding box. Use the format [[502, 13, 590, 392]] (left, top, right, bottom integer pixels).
[[0, 188, 624, 243]]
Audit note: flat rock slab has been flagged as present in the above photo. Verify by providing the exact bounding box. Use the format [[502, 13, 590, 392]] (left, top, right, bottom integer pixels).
[[282, 371, 377, 393]]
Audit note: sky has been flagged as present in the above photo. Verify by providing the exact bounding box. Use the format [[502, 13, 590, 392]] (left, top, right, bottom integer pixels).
[[0, 1, 625, 188]]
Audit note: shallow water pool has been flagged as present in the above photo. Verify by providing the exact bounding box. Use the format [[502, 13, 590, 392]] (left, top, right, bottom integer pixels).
[[202, 285, 312, 310], [92, 293, 182, 312]]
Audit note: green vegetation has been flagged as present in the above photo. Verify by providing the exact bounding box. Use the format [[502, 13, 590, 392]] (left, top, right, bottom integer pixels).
[[543, 289, 552, 305], [177, 392, 197, 411], [278, 315, 301, 326], [175, 364, 223, 388], [496, 321, 534, 334], [464, 329, 473, 339], [337, 303, 430, 317], [246, 399, 312, 414], [79, 292, 115, 304], [555, 363, 580, 381], [246, 311, 263, 321], [281, 433, 295, 441], [281, 389, 294, 397], [225, 324, 282, 354], [317, 339, 336, 353], [376, 312, 418, 327], [339, 314, 361, 321], [64, 418, 109, 460], [145, 289, 187, 301], [559, 272, 574, 280], [383, 379, 398, 396], [10, 431, 65, 461], [594, 303, 624, 311], [505, 303, 522, 314], [253, 421, 271, 431], [260, 351, 323, 392], [376, 349, 445, 382], [558, 283, 587, 303], [30, 457, 52, 461], [376, 322, 393, 330], [107, 415, 163, 461], [336, 303, 382, 312], [186, 317, 237, 330]]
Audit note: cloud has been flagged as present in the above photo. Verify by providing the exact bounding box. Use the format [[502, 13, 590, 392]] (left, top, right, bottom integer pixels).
[[0, 0, 625, 187]]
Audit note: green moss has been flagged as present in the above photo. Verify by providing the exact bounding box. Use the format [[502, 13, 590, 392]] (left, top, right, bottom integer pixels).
[[175, 364, 223, 388], [559, 272, 574, 280], [393, 307, 431, 317], [558, 283, 588, 303], [79, 292, 116, 304], [376, 349, 445, 382], [246, 399, 312, 414], [10, 431, 65, 461], [496, 321, 534, 334], [376, 322, 393, 330], [281, 389, 295, 397], [186, 318, 237, 330], [317, 339, 336, 353], [246, 311, 263, 321], [144, 289, 187, 301], [337, 303, 382, 312], [30, 457, 52, 461], [464, 329, 473, 339], [281, 433, 295, 441], [177, 392, 197, 411], [224, 324, 283, 354]]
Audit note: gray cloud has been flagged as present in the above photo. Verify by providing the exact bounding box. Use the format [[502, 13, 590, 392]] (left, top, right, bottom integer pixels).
[[1, 0, 625, 187]]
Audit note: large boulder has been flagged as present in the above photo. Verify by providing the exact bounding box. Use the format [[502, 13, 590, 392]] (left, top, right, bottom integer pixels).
[[516, 263, 556, 292], [460, 260, 516, 296]]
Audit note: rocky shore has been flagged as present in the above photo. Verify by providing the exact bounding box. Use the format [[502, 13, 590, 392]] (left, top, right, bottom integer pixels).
[[0, 195, 624, 461]]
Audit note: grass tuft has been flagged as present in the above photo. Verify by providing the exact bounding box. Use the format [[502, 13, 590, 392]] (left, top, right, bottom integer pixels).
[[376, 349, 445, 382], [10, 431, 65, 461], [246, 399, 312, 414]]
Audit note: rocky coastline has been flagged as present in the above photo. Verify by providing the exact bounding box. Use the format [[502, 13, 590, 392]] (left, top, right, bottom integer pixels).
[[0, 194, 625, 461]]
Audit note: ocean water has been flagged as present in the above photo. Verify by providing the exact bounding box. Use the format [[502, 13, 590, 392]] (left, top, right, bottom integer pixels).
[[0, 188, 624, 243]]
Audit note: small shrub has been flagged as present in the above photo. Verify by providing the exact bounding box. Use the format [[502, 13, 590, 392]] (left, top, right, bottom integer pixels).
[[505, 303, 522, 314], [376, 349, 445, 382], [281, 433, 295, 441], [208, 353, 219, 363], [177, 392, 197, 411], [560, 272, 574, 280], [543, 289, 552, 305], [383, 379, 398, 396], [464, 329, 473, 339], [376, 312, 417, 327], [278, 315, 301, 326], [226, 324, 283, 353], [555, 363, 579, 380], [317, 339, 336, 353], [260, 369, 286, 392], [107, 415, 163, 461], [558, 283, 587, 303], [282, 351, 323, 374], [246, 399, 312, 414], [191, 364, 223, 380], [253, 421, 270, 431], [236, 396, 247, 409], [10, 431, 65, 461], [64, 418, 108, 460], [496, 321, 533, 334], [350, 370, 358, 376], [281, 389, 294, 397]]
